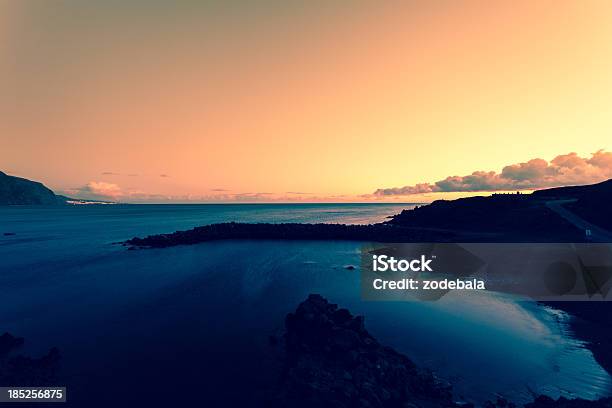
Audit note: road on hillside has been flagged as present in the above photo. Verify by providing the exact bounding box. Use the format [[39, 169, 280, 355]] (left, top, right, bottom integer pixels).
[[546, 199, 612, 242]]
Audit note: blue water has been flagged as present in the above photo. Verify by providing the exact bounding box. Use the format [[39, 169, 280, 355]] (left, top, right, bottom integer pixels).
[[0, 204, 610, 407]]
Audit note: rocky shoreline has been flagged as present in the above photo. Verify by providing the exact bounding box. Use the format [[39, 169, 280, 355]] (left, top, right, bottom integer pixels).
[[125, 222, 457, 248], [269, 294, 456, 408], [270, 295, 612, 408], [1, 299, 610, 407], [0, 332, 60, 386], [124, 180, 612, 250], [124, 221, 581, 250], [544, 302, 612, 384]]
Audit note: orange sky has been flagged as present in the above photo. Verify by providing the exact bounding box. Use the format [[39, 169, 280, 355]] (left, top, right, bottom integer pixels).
[[1, 1, 611, 202]]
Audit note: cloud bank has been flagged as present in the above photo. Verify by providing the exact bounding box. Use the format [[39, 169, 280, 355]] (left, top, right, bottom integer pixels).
[[374, 150, 612, 196], [63, 183, 321, 203], [71, 181, 124, 201]]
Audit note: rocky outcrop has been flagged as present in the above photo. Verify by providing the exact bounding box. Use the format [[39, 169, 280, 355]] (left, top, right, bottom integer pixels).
[[269, 294, 456, 408], [0, 332, 60, 386], [124, 181, 612, 249], [0, 332, 24, 356], [125, 222, 456, 248], [270, 296, 612, 408]]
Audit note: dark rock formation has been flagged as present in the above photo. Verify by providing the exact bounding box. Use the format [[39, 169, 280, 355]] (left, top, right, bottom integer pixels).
[[125, 180, 612, 249], [0, 171, 65, 205], [271, 296, 612, 408], [270, 294, 456, 408], [124, 209, 581, 248], [0, 332, 24, 356], [0, 332, 60, 386], [126, 222, 456, 248]]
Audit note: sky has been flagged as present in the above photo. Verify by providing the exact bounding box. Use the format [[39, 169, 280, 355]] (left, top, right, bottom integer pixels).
[[1, 1, 612, 203]]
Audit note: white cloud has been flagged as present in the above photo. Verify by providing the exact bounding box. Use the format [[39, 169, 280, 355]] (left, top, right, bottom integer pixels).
[[374, 150, 612, 196]]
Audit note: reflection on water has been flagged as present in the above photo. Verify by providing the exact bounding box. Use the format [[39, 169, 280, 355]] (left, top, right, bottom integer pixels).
[[0, 205, 610, 406]]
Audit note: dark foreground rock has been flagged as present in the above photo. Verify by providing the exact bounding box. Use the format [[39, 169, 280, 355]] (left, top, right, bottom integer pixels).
[[0, 333, 24, 356], [0, 332, 60, 386], [269, 294, 456, 408], [270, 296, 612, 408]]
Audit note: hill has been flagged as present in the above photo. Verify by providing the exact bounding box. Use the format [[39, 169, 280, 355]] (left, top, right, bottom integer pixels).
[[533, 179, 612, 229], [387, 193, 580, 240], [0, 171, 65, 205], [388, 179, 612, 238], [532, 179, 612, 199]]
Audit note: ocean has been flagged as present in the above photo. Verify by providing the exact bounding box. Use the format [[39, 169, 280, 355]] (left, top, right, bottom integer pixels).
[[0, 204, 610, 406]]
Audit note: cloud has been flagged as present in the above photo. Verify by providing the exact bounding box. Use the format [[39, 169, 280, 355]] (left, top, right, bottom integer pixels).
[[68, 181, 124, 201], [63, 184, 318, 203], [159, 174, 169, 178], [374, 150, 612, 196], [210, 188, 229, 192], [286, 191, 313, 195]]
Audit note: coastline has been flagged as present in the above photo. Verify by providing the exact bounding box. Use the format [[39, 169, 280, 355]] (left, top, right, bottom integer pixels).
[[4, 179, 611, 406], [124, 221, 581, 249], [124, 222, 612, 384], [546, 302, 612, 379], [273, 294, 612, 408]]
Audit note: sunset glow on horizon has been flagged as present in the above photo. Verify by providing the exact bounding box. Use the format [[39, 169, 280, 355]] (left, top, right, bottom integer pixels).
[[2, 1, 612, 202]]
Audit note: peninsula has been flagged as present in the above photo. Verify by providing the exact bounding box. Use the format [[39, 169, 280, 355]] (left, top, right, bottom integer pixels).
[[126, 179, 612, 248]]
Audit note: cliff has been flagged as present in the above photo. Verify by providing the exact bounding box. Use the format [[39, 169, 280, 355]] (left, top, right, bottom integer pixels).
[[0, 171, 65, 205]]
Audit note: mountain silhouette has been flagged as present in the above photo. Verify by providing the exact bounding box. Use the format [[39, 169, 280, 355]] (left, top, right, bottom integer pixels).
[[0, 171, 65, 205]]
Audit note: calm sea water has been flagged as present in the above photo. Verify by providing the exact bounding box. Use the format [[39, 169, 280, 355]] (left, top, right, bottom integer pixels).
[[0, 204, 610, 407]]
